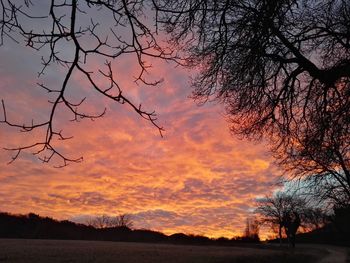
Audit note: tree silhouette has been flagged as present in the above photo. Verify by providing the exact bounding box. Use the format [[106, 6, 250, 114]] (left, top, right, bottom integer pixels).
[[112, 213, 133, 229], [243, 217, 260, 242], [255, 192, 306, 246], [0, 0, 174, 166], [155, 0, 350, 203], [87, 214, 133, 229]]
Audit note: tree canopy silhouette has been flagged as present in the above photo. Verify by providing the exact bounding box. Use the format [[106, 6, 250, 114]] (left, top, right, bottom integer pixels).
[[255, 192, 303, 245], [154, 0, 350, 203], [255, 192, 324, 247]]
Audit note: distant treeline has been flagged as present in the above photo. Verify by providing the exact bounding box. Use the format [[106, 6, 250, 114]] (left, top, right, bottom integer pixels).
[[0, 212, 258, 245], [2, 209, 349, 246]]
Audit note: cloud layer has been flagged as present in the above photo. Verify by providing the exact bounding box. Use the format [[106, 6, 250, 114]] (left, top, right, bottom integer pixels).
[[0, 28, 281, 239]]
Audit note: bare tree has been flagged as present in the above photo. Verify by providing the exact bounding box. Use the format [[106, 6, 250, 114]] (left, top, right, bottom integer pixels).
[[0, 0, 176, 167], [109, 213, 133, 229], [87, 214, 111, 229], [154, 0, 350, 203], [255, 192, 305, 246], [243, 216, 260, 241], [87, 213, 133, 229], [276, 135, 350, 206]]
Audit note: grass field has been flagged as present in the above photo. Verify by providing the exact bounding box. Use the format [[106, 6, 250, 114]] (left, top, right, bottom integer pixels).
[[0, 239, 325, 263]]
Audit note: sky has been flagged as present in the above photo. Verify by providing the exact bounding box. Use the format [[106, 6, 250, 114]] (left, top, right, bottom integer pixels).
[[0, 2, 283, 239]]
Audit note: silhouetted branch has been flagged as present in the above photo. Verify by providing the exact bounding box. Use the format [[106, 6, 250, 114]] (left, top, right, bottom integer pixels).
[[0, 0, 175, 166], [153, 0, 350, 204]]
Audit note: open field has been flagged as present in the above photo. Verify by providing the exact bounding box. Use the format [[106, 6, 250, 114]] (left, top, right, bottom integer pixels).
[[0, 239, 331, 263]]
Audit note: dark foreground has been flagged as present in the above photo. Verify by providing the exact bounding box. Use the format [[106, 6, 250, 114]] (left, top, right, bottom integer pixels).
[[0, 239, 328, 263]]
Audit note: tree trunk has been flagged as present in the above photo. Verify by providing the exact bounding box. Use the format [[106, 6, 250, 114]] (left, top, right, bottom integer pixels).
[[279, 225, 282, 246]]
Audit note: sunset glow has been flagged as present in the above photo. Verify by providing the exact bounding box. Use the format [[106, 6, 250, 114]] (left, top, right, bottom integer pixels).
[[0, 25, 282, 241]]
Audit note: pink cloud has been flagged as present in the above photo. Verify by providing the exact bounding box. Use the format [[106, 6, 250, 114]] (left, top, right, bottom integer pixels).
[[0, 34, 282, 239]]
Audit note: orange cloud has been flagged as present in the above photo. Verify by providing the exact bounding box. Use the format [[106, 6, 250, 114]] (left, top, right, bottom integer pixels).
[[0, 44, 281, 240]]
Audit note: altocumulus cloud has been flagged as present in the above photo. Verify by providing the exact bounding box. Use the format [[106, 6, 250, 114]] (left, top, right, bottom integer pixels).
[[0, 40, 282, 238]]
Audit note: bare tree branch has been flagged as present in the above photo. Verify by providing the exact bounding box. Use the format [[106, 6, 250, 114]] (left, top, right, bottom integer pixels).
[[0, 0, 177, 166]]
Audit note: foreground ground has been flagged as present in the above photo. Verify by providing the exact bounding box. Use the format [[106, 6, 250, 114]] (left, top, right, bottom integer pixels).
[[314, 245, 349, 263], [0, 239, 345, 263]]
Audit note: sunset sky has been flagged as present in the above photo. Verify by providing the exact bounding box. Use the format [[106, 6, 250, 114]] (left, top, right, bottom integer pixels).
[[0, 3, 283, 239]]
